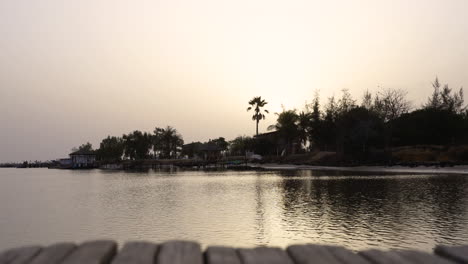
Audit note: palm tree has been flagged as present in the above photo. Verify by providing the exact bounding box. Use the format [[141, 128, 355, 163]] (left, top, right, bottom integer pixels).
[[154, 126, 184, 159], [247, 96, 269, 136], [297, 111, 311, 148], [268, 110, 299, 154], [122, 130, 152, 160]]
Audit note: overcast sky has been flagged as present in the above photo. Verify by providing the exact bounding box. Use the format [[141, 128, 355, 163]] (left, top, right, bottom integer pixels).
[[1, 0, 467, 162]]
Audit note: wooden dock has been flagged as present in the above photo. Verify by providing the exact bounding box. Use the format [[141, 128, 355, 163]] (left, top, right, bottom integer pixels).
[[1, 240, 467, 264]]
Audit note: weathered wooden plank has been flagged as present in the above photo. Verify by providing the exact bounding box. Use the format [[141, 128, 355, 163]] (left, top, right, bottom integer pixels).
[[28, 243, 75, 264], [205, 247, 241, 264], [0, 246, 41, 264], [1, 242, 466, 264], [0, 248, 20, 264], [396, 250, 456, 264], [111, 241, 158, 264], [0, 246, 42, 264], [238, 247, 294, 264], [322, 245, 371, 264], [156, 241, 202, 264], [60, 240, 117, 264], [435, 245, 468, 264], [359, 249, 414, 264], [287, 245, 342, 264]]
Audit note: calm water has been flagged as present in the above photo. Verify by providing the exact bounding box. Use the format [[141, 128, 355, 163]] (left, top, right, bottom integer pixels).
[[0, 168, 467, 251]]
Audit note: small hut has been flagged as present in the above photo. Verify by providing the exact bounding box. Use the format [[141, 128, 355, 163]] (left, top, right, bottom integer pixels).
[[69, 150, 96, 168]]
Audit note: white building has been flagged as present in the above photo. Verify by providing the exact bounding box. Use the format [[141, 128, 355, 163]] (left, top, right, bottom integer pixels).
[[69, 150, 96, 168]]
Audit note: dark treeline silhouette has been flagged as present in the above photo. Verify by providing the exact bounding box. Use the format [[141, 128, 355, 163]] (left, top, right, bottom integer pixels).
[[312, 78, 467, 154], [74, 126, 184, 163], [71, 77, 467, 165], [239, 78, 468, 163], [0, 161, 53, 168]]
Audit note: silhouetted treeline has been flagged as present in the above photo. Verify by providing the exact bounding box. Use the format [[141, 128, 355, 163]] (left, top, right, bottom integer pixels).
[[0, 161, 53, 168], [72, 77, 467, 164], [235, 78, 467, 161], [73, 126, 184, 162]]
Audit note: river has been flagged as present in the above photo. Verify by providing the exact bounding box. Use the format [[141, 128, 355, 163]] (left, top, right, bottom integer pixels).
[[0, 168, 467, 251]]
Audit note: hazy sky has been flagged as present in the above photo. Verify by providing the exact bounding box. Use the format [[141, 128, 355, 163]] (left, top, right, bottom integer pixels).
[[1, 0, 467, 162]]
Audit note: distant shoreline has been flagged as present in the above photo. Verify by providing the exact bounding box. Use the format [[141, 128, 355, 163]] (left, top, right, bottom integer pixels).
[[247, 163, 468, 175], [2, 162, 468, 175]]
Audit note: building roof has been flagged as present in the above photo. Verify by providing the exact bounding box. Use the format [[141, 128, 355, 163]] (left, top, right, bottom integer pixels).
[[199, 142, 222, 152], [254, 130, 279, 138], [182, 142, 202, 148], [69, 150, 96, 156]]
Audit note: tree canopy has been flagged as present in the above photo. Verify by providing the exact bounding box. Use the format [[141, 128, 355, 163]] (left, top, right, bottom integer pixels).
[[153, 126, 184, 159], [97, 136, 124, 162], [72, 142, 93, 153]]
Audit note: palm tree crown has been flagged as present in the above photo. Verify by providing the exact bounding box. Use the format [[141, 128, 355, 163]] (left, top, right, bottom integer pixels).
[[247, 96, 269, 136], [153, 126, 184, 159]]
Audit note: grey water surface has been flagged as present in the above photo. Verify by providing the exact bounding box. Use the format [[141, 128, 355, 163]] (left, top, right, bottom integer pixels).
[[0, 168, 467, 251]]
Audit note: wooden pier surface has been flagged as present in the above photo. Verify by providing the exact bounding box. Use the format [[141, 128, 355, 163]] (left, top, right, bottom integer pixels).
[[1, 240, 467, 264]]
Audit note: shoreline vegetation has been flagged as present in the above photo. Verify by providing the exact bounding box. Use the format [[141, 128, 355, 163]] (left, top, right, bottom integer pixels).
[[2, 77, 468, 170]]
